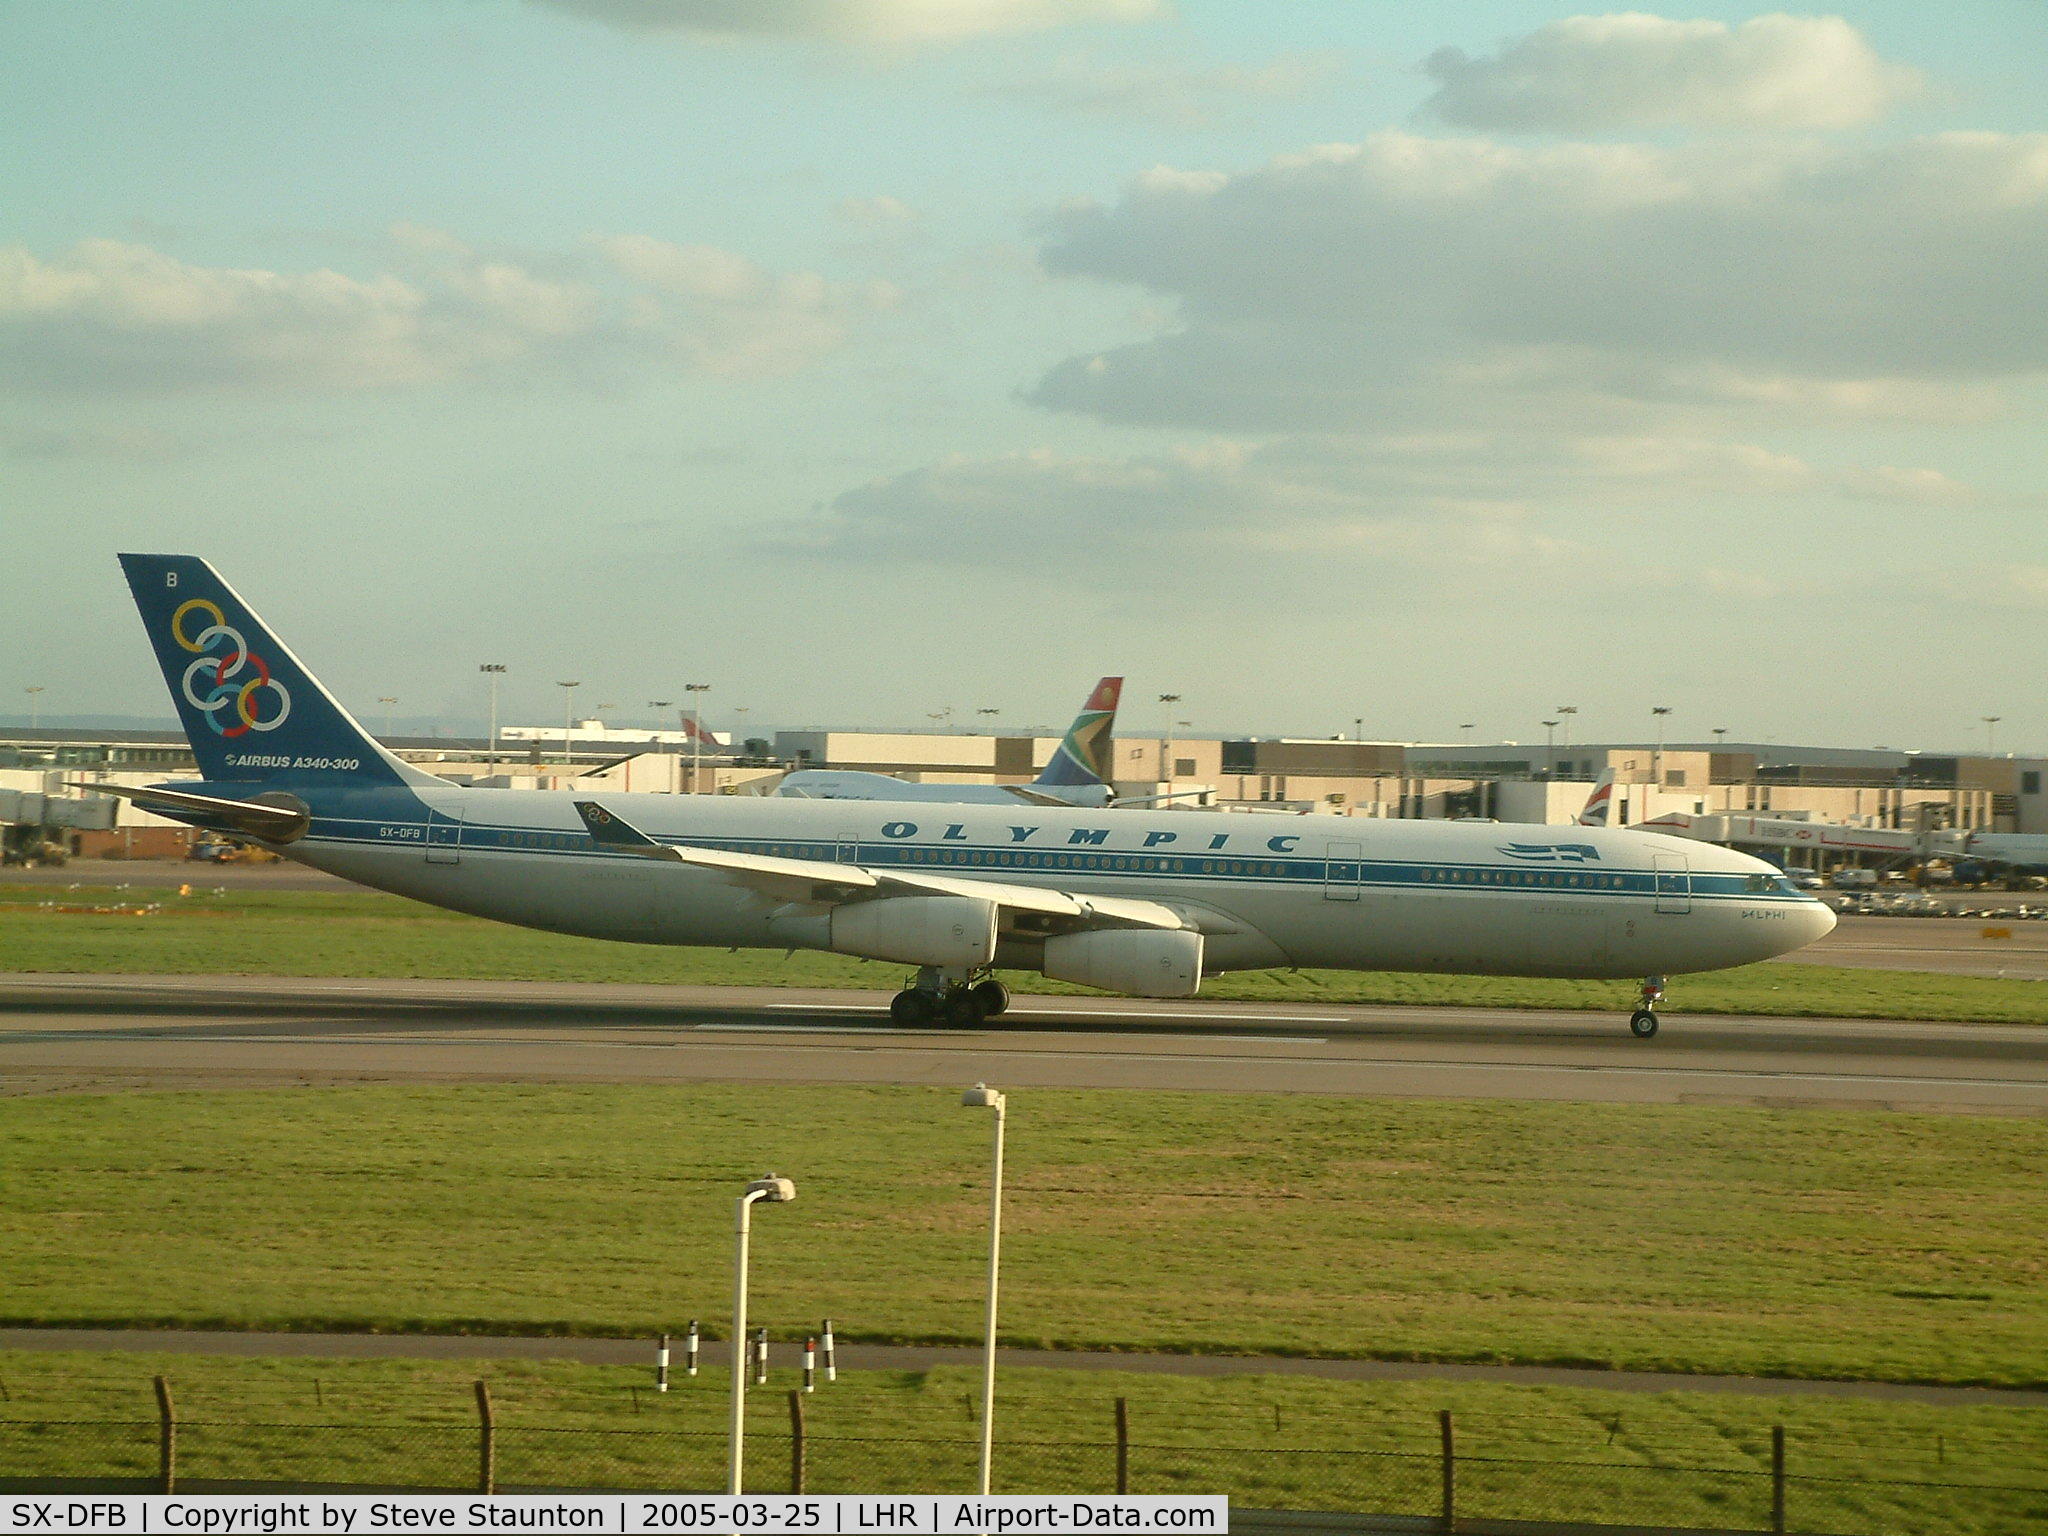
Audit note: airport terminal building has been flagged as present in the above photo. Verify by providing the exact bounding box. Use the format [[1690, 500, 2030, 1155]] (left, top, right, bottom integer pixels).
[[3, 719, 2041, 869]]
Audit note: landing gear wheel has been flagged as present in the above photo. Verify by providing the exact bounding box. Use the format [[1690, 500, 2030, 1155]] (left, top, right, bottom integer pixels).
[[890, 990, 937, 1026], [1629, 1009, 1660, 1039], [943, 988, 988, 1027], [970, 979, 1011, 1018]]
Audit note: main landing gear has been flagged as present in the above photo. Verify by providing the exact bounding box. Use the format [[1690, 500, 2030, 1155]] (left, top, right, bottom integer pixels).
[[889, 967, 1010, 1027], [1629, 975, 1667, 1039]]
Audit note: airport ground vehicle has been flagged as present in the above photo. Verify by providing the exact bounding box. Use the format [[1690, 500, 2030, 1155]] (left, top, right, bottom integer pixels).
[[88, 555, 1834, 1037]]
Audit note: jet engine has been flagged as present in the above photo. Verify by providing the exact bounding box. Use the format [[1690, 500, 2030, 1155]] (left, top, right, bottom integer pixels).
[[825, 895, 998, 968], [1042, 928, 1203, 998]]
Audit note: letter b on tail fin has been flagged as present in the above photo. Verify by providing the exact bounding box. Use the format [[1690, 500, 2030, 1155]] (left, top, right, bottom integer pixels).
[[120, 554, 428, 787]]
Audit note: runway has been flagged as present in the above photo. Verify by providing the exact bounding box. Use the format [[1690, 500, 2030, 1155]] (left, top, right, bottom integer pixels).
[[4, 973, 2044, 1113]]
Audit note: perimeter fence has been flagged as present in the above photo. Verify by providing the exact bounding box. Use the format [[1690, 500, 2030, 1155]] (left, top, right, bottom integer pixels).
[[2, 1380, 2044, 1536]]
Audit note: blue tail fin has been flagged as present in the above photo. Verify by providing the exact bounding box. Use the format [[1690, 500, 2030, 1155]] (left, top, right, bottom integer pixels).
[[1034, 676, 1122, 789], [119, 554, 434, 787]]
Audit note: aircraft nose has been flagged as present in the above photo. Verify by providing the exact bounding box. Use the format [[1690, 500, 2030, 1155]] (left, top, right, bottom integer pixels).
[[1799, 898, 1838, 946]]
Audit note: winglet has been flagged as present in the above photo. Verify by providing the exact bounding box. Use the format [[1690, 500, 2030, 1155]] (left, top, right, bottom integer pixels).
[[574, 800, 663, 851]]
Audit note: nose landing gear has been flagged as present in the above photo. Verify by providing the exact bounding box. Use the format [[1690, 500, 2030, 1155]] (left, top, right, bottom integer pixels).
[[1629, 976, 1666, 1038], [888, 967, 1011, 1027]]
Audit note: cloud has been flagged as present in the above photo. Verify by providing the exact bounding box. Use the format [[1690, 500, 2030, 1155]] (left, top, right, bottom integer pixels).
[[595, 234, 899, 375], [1838, 464, 1977, 505], [6, 425, 193, 462], [0, 234, 892, 392], [990, 51, 1341, 130], [1421, 13, 1923, 133], [1031, 131, 2048, 432], [1939, 565, 2048, 610], [833, 195, 920, 227], [769, 429, 1918, 577], [528, 0, 1161, 44]]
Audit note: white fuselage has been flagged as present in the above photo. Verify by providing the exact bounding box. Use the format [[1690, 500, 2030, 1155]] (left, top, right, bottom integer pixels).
[[775, 769, 1110, 808], [279, 785, 1834, 981]]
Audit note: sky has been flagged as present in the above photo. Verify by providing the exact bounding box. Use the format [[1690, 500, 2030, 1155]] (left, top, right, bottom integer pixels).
[[3, 1, 2045, 752]]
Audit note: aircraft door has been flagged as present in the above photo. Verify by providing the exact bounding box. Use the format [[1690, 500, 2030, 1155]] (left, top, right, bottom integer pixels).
[[1654, 853, 1690, 914], [1324, 840, 1361, 901], [425, 809, 462, 865]]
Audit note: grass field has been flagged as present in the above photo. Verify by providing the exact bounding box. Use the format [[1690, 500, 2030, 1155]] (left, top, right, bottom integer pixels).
[[3, 883, 2045, 1023], [1, 1351, 2042, 1532], [2, 1084, 2044, 1389]]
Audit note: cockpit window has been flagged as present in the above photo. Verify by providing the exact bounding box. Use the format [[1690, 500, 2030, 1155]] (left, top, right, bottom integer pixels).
[[1744, 873, 1796, 894]]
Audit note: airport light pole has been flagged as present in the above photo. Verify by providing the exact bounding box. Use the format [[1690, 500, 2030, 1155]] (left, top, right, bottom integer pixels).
[[25, 685, 45, 730], [1983, 716, 2002, 756], [1555, 705, 1577, 767], [1353, 717, 1363, 742], [378, 697, 398, 742], [648, 701, 677, 792], [687, 683, 711, 793], [1542, 720, 1559, 778], [479, 665, 506, 763], [1651, 706, 1672, 786], [729, 1173, 796, 1495], [1158, 695, 1182, 792], [961, 1084, 1007, 1497], [556, 682, 581, 772]]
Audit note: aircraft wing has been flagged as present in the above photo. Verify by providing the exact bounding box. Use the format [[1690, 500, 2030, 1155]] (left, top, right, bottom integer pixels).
[[574, 801, 1184, 931], [998, 784, 1073, 807]]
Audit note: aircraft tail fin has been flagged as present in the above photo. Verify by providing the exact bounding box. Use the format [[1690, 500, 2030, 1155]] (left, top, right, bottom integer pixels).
[[1576, 769, 1616, 827], [119, 554, 436, 788], [1033, 675, 1122, 790]]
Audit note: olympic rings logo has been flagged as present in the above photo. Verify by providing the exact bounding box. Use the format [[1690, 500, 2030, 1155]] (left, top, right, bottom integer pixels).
[[171, 598, 292, 737]]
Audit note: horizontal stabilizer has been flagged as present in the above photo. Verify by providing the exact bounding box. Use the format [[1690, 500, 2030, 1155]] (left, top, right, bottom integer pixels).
[[71, 781, 310, 841]]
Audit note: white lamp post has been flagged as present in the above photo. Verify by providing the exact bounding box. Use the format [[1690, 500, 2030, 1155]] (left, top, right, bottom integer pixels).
[[729, 1172, 796, 1495], [378, 697, 398, 741], [961, 1083, 1007, 1496], [25, 685, 46, 730]]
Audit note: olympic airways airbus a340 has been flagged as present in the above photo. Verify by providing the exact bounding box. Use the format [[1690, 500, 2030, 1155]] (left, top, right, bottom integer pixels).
[[91, 555, 1834, 1036]]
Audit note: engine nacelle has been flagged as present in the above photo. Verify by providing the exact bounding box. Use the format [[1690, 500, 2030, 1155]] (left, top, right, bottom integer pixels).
[[828, 896, 998, 968], [1042, 928, 1203, 998]]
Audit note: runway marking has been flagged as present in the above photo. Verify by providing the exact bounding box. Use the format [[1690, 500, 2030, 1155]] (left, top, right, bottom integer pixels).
[[9, 1031, 2042, 1090], [763, 1002, 1340, 1024]]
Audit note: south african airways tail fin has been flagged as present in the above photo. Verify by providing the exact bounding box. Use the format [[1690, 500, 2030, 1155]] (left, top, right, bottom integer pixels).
[[1032, 676, 1122, 791], [119, 554, 437, 788]]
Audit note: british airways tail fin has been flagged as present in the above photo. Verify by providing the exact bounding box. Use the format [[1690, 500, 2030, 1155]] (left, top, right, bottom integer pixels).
[[119, 554, 437, 788], [1576, 769, 1616, 827], [1033, 676, 1122, 790]]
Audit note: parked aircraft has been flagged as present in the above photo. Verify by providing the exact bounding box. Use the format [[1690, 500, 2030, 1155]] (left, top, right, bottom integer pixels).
[[776, 677, 1121, 808], [94, 556, 1834, 1037]]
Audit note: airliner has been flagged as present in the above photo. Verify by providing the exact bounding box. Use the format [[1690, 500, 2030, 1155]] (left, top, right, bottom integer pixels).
[[775, 677, 1121, 807], [91, 556, 1834, 1037]]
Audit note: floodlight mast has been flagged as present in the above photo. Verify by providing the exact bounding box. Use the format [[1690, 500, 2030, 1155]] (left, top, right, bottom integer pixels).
[[961, 1084, 1007, 1497], [729, 1173, 795, 1494]]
